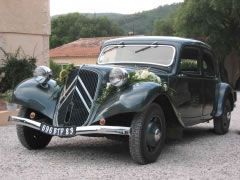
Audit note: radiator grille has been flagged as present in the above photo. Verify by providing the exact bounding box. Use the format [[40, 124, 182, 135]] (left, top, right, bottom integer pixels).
[[56, 68, 99, 126]]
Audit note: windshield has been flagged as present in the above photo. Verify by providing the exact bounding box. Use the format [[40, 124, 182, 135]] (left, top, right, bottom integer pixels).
[[98, 45, 176, 66]]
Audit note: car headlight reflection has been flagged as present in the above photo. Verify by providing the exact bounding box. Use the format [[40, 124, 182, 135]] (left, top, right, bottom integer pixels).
[[109, 68, 128, 87], [33, 66, 52, 86]]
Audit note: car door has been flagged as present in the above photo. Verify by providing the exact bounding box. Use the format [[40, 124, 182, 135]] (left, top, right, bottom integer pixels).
[[170, 46, 204, 126], [201, 49, 218, 119]]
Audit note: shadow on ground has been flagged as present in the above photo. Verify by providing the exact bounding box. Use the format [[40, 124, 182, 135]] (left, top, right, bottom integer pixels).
[[39, 125, 218, 164]]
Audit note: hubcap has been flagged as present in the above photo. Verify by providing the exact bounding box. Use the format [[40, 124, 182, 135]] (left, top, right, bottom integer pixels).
[[154, 129, 161, 142], [146, 117, 162, 151]]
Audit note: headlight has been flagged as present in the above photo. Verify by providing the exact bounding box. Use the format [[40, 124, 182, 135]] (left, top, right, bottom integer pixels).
[[109, 68, 128, 87], [33, 66, 52, 85], [34, 66, 52, 78]]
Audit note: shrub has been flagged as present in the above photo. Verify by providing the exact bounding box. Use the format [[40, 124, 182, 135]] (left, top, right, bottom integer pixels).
[[49, 59, 62, 79], [0, 47, 36, 93]]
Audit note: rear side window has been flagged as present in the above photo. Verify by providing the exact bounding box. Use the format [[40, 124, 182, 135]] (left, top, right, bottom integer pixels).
[[180, 47, 200, 74], [202, 50, 215, 77]]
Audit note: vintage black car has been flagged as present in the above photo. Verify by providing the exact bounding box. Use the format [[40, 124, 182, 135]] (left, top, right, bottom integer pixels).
[[9, 36, 236, 164]]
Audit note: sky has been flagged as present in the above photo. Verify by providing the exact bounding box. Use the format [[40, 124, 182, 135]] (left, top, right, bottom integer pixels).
[[50, 0, 184, 16]]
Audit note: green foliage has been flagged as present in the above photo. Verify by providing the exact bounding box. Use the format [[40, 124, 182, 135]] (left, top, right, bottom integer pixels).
[[49, 59, 62, 79], [50, 4, 181, 48], [50, 13, 124, 48], [96, 84, 117, 104], [114, 4, 180, 35], [0, 48, 36, 93], [180, 59, 198, 71], [153, 19, 175, 36], [174, 0, 240, 58], [1, 90, 13, 103], [55, 64, 75, 87]]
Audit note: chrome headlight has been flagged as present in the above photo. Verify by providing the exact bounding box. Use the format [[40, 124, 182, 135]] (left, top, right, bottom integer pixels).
[[33, 66, 52, 85], [109, 68, 128, 87]]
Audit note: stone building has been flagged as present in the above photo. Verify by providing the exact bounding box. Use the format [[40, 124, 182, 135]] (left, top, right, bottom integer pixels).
[[0, 0, 50, 66]]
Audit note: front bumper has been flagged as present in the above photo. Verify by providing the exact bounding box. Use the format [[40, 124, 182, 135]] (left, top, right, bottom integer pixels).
[[8, 116, 130, 136]]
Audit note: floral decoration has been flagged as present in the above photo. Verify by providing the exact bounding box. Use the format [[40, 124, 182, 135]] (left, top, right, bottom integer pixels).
[[56, 64, 75, 87], [51, 64, 75, 99], [97, 69, 168, 104], [128, 69, 161, 84]]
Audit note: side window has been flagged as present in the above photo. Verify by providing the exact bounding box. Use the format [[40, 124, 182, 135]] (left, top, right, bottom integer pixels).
[[180, 47, 200, 75], [202, 50, 215, 77]]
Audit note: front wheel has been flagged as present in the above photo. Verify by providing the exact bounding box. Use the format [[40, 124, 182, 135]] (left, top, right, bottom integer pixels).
[[129, 103, 166, 164], [16, 107, 52, 150], [213, 99, 231, 135]]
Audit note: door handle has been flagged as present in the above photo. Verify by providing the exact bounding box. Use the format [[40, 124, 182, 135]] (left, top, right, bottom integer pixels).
[[177, 73, 186, 77]]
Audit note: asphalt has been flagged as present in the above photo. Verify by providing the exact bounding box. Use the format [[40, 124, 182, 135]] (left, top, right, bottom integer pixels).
[[1, 95, 240, 180]]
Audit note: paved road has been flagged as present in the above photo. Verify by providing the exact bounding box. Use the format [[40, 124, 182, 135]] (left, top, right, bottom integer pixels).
[[1, 96, 240, 180]]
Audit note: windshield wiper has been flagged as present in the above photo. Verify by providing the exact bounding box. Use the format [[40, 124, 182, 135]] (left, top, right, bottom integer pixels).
[[135, 41, 159, 53], [102, 42, 125, 54]]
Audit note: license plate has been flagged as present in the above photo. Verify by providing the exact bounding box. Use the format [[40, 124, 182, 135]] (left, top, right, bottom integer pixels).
[[40, 123, 76, 137]]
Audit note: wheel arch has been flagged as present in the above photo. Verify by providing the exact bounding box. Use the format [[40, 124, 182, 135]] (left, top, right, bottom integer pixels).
[[153, 94, 184, 128], [13, 78, 59, 120], [213, 82, 235, 118]]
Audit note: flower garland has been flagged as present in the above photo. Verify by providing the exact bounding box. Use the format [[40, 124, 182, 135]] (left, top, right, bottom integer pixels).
[[128, 69, 161, 84], [56, 64, 75, 86], [96, 83, 117, 104], [97, 69, 168, 104], [51, 64, 75, 99]]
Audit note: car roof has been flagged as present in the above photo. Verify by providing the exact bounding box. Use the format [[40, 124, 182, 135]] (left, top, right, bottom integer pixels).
[[102, 36, 211, 49]]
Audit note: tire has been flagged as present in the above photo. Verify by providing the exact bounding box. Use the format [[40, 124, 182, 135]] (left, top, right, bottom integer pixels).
[[16, 107, 52, 150], [129, 103, 166, 164], [214, 98, 231, 135]]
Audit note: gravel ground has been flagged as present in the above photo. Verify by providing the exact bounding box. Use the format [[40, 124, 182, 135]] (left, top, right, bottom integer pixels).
[[1, 97, 240, 180]]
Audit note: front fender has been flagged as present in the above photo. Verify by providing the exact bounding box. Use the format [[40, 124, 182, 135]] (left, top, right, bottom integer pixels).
[[93, 82, 163, 122], [213, 82, 234, 118], [13, 78, 59, 119]]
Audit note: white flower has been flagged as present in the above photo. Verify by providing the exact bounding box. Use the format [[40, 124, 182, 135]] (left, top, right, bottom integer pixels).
[[106, 83, 111, 90], [140, 70, 150, 79], [131, 69, 162, 85], [156, 76, 161, 84], [134, 70, 142, 79], [148, 72, 155, 77]]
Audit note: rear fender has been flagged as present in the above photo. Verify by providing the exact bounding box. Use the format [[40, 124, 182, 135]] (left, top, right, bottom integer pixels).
[[13, 78, 59, 119], [213, 82, 235, 118]]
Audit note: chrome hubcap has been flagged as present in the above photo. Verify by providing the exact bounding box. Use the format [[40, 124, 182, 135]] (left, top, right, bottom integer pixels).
[[154, 129, 161, 142], [146, 117, 162, 151]]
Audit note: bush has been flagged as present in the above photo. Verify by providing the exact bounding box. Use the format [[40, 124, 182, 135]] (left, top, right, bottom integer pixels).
[[49, 59, 62, 79], [0, 47, 36, 93]]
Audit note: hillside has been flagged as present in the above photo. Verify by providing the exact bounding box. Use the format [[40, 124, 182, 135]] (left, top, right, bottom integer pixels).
[[50, 3, 181, 48], [83, 3, 181, 35]]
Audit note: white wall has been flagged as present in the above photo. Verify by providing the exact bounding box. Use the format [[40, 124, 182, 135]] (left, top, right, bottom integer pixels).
[[0, 0, 50, 66]]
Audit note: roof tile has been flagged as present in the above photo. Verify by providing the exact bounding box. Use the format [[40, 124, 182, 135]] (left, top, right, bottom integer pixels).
[[50, 36, 120, 58]]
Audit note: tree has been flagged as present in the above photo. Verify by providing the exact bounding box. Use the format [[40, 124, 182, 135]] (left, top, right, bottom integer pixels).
[[153, 19, 175, 36], [174, 0, 240, 58], [173, 0, 240, 85], [50, 13, 124, 48]]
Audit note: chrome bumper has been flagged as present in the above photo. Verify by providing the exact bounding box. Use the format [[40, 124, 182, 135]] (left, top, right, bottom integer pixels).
[[8, 116, 130, 136]]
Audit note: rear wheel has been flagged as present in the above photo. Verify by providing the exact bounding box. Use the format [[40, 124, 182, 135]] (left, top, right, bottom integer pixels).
[[214, 99, 231, 135], [16, 107, 52, 150], [129, 103, 166, 164]]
